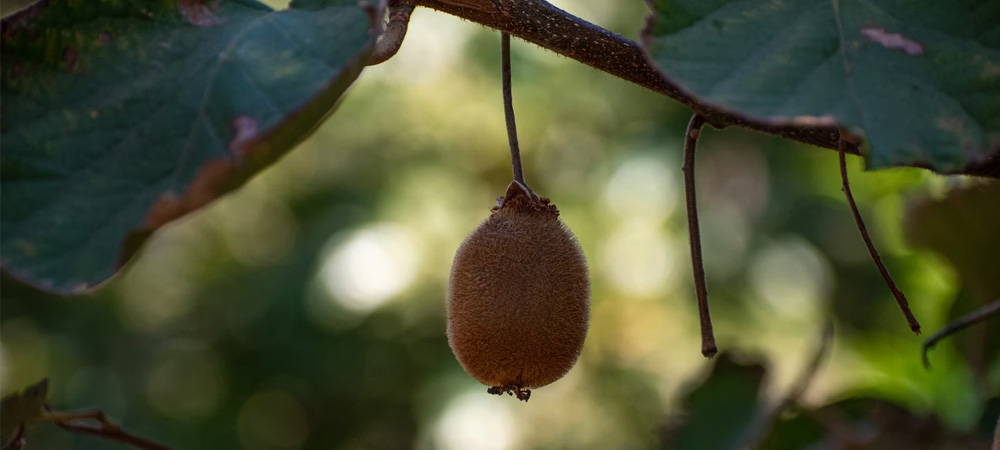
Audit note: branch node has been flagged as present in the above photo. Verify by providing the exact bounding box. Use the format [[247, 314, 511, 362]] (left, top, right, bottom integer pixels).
[[368, 3, 415, 65]]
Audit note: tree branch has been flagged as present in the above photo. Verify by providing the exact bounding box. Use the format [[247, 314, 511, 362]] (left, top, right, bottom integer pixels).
[[405, 0, 854, 153], [391, 0, 1000, 177]]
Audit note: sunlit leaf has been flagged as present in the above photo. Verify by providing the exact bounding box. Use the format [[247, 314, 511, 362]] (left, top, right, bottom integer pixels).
[[642, 0, 1000, 172], [1, 0, 377, 294]]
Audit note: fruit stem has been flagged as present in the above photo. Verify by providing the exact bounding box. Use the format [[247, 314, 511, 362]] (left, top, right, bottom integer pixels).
[[681, 113, 717, 359], [837, 132, 920, 334], [923, 297, 999, 369], [501, 32, 526, 187]]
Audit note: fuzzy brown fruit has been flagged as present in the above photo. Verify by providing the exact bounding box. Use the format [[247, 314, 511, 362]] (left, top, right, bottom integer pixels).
[[447, 180, 590, 401]]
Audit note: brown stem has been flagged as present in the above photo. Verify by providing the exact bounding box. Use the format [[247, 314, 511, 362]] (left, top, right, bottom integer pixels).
[[501, 32, 526, 187], [55, 422, 173, 450], [682, 113, 716, 358], [35, 408, 113, 424], [368, 3, 414, 65], [44, 407, 173, 450], [993, 412, 1000, 450], [404, 0, 859, 156], [1, 424, 24, 450], [838, 132, 920, 334], [923, 298, 1000, 369]]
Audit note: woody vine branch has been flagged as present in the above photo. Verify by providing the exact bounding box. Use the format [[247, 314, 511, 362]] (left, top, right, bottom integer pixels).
[[376, 0, 997, 177], [388, 0, 856, 154]]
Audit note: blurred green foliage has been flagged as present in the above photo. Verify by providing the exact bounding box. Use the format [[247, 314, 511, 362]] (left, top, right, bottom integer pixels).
[[1, 1, 997, 449]]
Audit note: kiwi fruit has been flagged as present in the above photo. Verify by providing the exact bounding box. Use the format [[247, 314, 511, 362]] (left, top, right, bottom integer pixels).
[[447, 180, 590, 401]]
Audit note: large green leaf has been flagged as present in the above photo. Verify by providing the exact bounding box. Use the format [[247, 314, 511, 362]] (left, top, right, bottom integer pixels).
[[642, 0, 1000, 172], [1, 0, 377, 293]]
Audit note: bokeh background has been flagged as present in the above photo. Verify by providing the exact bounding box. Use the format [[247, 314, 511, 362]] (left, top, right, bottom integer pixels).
[[2, 0, 998, 448]]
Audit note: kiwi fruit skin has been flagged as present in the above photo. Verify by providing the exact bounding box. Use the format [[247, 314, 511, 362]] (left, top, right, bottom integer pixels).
[[447, 181, 590, 391]]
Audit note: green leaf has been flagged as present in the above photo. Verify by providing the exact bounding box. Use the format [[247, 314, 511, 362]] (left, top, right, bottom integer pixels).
[[1, 0, 377, 294], [1, 379, 49, 440], [642, 0, 1000, 172], [664, 355, 765, 450]]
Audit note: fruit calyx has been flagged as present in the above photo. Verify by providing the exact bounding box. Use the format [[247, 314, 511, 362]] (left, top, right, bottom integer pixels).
[[488, 384, 532, 402], [493, 180, 559, 217]]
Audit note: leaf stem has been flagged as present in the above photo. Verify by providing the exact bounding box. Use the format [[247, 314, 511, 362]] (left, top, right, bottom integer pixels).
[[838, 133, 920, 334], [682, 113, 716, 358], [502, 32, 525, 187], [923, 298, 1000, 369]]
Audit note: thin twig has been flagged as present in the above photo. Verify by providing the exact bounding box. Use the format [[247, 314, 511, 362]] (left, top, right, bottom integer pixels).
[[54, 422, 173, 450], [34, 409, 111, 425], [501, 32, 525, 187], [992, 412, 999, 450], [682, 113, 716, 358], [1, 424, 24, 450], [44, 406, 174, 450], [368, 3, 415, 65], [745, 322, 834, 450], [838, 132, 920, 334], [923, 298, 1000, 369]]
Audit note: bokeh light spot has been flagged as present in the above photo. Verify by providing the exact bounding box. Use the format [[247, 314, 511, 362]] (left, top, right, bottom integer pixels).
[[117, 275, 195, 332], [602, 155, 677, 222], [433, 391, 519, 450], [600, 221, 677, 298], [749, 237, 833, 319], [145, 344, 226, 420], [318, 223, 420, 314], [213, 187, 299, 267], [237, 390, 310, 450]]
